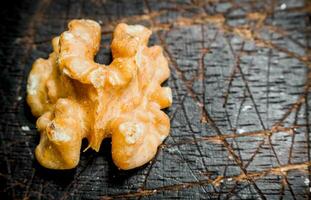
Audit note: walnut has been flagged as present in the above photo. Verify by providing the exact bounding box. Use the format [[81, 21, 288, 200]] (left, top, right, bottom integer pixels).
[[26, 19, 172, 170]]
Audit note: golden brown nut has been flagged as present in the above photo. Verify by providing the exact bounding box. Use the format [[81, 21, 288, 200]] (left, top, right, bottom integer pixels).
[[27, 37, 75, 117], [27, 19, 172, 170]]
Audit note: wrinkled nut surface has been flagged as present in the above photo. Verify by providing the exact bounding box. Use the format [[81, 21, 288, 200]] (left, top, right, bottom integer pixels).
[[27, 19, 172, 170]]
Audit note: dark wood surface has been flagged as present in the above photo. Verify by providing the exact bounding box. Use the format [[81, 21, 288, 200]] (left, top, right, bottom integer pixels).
[[1, 0, 311, 199]]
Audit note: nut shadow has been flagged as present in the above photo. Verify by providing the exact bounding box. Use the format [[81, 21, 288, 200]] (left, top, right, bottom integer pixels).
[[99, 138, 148, 186]]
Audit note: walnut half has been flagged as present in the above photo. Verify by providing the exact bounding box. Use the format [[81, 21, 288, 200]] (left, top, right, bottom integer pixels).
[[26, 19, 172, 170]]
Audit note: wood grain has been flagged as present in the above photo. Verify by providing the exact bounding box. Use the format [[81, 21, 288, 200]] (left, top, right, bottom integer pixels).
[[0, 0, 311, 199]]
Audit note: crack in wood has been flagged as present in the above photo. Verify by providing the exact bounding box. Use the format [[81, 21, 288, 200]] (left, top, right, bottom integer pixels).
[[101, 161, 311, 199]]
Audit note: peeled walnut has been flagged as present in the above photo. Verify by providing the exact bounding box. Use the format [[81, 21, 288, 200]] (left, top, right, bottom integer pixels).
[[26, 19, 172, 170]]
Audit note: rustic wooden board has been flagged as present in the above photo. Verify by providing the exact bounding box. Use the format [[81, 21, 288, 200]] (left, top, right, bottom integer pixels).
[[1, 0, 311, 199]]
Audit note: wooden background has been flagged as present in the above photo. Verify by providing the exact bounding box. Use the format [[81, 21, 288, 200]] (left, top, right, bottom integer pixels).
[[1, 0, 311, 199]]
